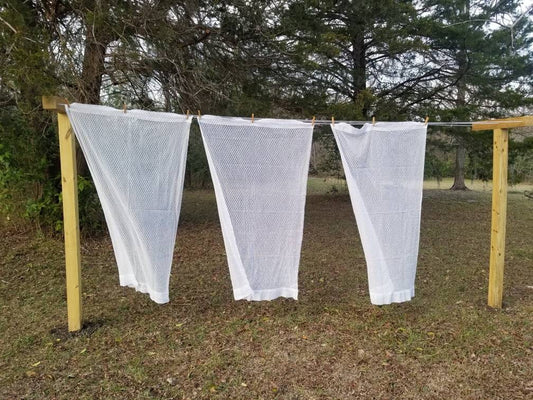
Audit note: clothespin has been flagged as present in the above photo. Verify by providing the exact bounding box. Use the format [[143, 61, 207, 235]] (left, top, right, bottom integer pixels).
[[331, 116, 335, 126], [64, 98, 70, 108], [251, 113, 254, 123], [425, 116, 429, 125], [123, 102, 127, 113], [372, 116, 376, 126], [197, 110, 201, 119], [312, 116, 316, 126], [186, 110, 190, 119]]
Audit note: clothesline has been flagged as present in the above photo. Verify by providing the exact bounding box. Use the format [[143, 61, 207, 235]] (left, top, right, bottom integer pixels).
[[57, 103, 522, 127], [208, 118, 475, 127], [188, 116, 523, 127], [188, 116, 516, 127]]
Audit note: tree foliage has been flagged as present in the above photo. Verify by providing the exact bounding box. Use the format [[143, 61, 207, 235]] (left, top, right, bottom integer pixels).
[[0, 0, 532, 232]]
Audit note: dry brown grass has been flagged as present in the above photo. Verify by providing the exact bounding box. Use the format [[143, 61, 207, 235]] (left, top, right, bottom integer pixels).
[[1, 183, 532, 399]]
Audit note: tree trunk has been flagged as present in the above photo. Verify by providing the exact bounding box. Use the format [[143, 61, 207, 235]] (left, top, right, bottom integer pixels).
[[450, 142, 468, 190], [75, 24, 111, 175], [78, 39, 107, 104], [351, 31, 367, 115], [450, 0, 470, 191]]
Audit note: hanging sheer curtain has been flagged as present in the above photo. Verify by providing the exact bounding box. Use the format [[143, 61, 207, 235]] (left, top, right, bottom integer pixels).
[[332, 122, 427, 305], [199, 116, 313, 301], [66, 103, 191, 303]]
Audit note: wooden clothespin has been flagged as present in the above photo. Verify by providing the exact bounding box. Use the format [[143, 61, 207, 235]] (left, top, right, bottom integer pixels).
[[123, 103, 127, 114], [186, 110, 190, 119], [372, 116, 376, 126], [251, 113, 254, 123], [425, 116, 429, 125], [331, 116, 335, 126], [64, 98, 70, 108], [197, 110, 201, 119], [312, 116, 316, 126]]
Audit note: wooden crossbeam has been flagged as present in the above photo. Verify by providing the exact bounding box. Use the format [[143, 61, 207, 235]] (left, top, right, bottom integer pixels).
[[42, 96, 69, 114], [471, 116, 533, 131]]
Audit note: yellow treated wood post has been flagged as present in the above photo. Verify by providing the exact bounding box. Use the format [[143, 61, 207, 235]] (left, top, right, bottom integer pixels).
[[57, 112, 83, 331], [471, 117, 533, 309], [488, 128, 508, 309], [43, 96, 82, 331]]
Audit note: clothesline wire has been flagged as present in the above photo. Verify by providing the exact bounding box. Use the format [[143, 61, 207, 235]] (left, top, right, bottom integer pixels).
[[203, 118, 476, 127], [59, 104, 521, 127], [189, 116, 518, 127]]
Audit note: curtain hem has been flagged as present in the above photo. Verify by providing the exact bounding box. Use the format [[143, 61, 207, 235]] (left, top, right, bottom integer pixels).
[[233, 287, 298, 301], [119, 274, 169, 304], [369, 288, 414, 305]]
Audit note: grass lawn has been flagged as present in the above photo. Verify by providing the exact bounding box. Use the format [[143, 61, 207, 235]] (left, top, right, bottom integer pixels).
[[1, 179, 532, 399]]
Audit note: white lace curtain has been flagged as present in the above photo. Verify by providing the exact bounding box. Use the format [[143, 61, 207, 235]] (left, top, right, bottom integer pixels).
[[66, 105, 427, 305], [66, 103, 191, 303], [199, 116, 313, 300], [332, 122, 427, 305]]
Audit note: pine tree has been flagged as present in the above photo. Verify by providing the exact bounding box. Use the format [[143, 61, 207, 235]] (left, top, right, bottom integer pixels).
[[417, 0, 533, 189], [278, 0, 433, 118]]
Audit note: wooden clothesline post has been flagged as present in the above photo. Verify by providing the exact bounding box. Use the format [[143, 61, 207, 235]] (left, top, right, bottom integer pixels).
[[42, 96, 82, 332], [472, 116, 533, 309]]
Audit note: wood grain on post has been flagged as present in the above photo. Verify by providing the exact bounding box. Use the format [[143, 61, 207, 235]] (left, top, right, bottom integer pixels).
[[487, 128, 508, 308]]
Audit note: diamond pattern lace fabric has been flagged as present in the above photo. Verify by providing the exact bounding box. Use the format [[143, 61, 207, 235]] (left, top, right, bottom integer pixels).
[[332, 122, 427, 305], [199, 116, 313, 301], [66, 103, 191, 303]]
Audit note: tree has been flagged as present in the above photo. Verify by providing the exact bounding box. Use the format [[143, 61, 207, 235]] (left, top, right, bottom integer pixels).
[[278, 0, 439, 119], [1, 0, 294, 228], [416, 0, 533, 190], [0, 1, 64, 227]]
